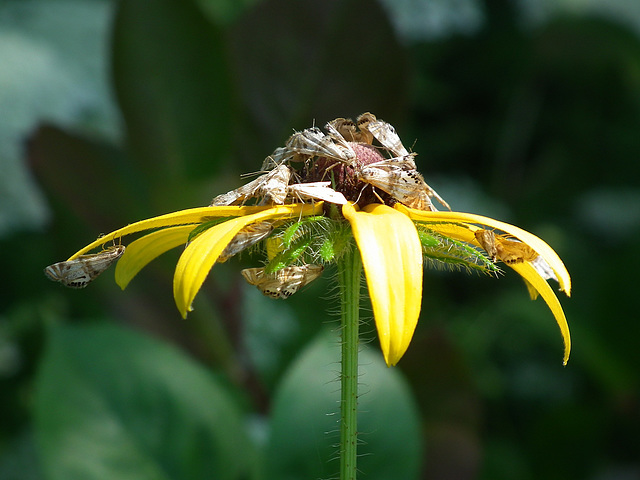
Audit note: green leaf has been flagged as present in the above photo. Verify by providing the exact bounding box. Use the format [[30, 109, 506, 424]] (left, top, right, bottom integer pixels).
[[112, 0, 233, 181], [264, 329, 422, 480], [33, 323, 251, 480]]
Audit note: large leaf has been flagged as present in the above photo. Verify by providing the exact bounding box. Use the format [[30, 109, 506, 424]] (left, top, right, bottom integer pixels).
[[33, 323, 251, 480], [265, 329, 422, 480], [112, 0, 233, 181], [0, 0, 117, 236]]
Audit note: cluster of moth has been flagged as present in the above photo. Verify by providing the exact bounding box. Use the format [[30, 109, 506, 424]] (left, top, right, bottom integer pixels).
[[210, 112, 449, 211], [207, 112, 454, 298], [44, 113, 547, 297]]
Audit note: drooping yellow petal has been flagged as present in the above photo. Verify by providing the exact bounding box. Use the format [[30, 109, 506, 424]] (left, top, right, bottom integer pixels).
[[508, 262, 571, 365], [68, 203, 323, 259], [397, 205, 571, 296], [342, 203, 423, 366], [115, 225, 195, 289], [173, 205, 318, 318]]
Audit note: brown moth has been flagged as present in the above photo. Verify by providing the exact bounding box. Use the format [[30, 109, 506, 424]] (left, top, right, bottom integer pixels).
[[241, 264, 324, 299], [210, 164, 292, 206], [261, 146, 294, 171], [44, 245, 125, 289], [326, 117, 363, 143], [285, 127, 356, 165], [217, 221, 274, 263], [474, 229, 499, 262], [356, 160, 450, 211], [356, 112, 410, 158], [474, 229, 539, 265]]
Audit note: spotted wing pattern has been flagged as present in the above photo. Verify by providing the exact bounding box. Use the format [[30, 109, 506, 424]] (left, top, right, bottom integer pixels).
[[44, 245, 125, 289], [241, 264, 324, 299]]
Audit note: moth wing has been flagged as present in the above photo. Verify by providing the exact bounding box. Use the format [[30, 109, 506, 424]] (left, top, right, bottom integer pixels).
[[530, 255, 558, 282], [241, 267, 266, 286], [402, 190, 436, 211], [286, 127, 355, 164], [371, 155, 417, 170], [358, 164, 435, 210], [299, 264, 324, 286], [218, 222, 274, 263], [365, 160, 449, 211], [210, 174, 265, 206], [496, 238, 539, 265], [44, 246, 125, 288], [259, 165, 292, 204], [262, 267, 305, 299], [327, 117, 359, 142], [357, 114, 409, 157], [289, 183, 347, 205], [474, 229, 498, 262], [261, 147, 293, 171]]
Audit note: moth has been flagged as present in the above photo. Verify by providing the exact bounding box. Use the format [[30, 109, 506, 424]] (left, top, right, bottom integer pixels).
[[241, 264, 324, 299], [474, 229, 539, 265], [326, 117, 364, 143], [285, 126, 356, 165], [210, 164, 292, 206], [217, 221, 274, 263], [356, 160, 450, 211], [288, 181, 348, 205], [261, 147, 294, 171], [44, 245, 125, 289], [356, 112, 411, 159]]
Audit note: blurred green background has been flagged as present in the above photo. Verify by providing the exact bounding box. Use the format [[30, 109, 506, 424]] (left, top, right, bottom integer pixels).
[[1, 0, 639, 479]]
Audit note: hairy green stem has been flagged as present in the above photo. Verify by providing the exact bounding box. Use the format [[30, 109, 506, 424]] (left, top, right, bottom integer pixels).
[[337, 247, 362, 480]]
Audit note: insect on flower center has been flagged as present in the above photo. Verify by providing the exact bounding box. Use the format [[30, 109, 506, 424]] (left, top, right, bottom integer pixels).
[[304, 142, 396, 208]]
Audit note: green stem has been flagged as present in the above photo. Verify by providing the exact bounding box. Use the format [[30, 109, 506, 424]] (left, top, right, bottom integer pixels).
[[337, 247, 362, 480]]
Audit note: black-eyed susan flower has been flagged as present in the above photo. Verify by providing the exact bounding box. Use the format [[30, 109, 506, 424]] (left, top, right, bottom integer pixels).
[[48, 112, 571, 368], [46, 113, 571, 480]]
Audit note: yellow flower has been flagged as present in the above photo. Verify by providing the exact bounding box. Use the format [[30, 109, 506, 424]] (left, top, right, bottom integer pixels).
[[343, 201, 571, 366], [66, 203, 323, 316], [56, 112, 571, 368], [62, 197, 571, 368]]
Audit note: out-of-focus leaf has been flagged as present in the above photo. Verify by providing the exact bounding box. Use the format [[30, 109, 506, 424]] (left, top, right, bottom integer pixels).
[[265, 329, 422, 480], [228, 0, 409, 168], [33, 323, 251, 480], [0, 0, 117, 237], [0, 429, 43, 480], [112, 0, 233, 181]]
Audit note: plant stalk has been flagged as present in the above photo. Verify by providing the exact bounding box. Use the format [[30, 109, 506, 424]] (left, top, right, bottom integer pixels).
[[337, 247, 362, 480]]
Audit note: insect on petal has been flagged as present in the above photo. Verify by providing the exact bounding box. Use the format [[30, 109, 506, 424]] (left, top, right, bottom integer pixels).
[[397, 206, 571, 296], [45, 246, 125, 288], [173, 204, 321, 317]]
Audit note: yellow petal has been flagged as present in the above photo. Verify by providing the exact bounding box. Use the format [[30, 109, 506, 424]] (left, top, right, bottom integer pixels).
[[342, 203, 423, 366], [397, 205, 571, 296], [115, 225, 195, 289], [173, 205, 317, 318], [68, 203, 323, 259], [508, 262, 571, 365]]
